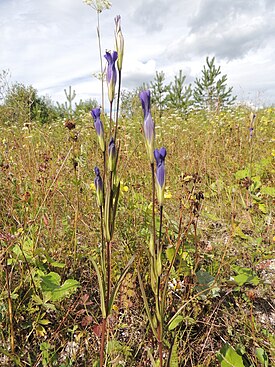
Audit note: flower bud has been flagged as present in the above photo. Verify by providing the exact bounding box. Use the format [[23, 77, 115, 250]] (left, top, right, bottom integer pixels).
[[108, 137, 117, 172], [94, 166, 103, 206], [104, 51, 117, 103], [91, 108, 105, 152], [114, 15, 124, 71]]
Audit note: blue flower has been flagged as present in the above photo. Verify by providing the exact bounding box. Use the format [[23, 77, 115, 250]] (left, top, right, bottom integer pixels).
[[91, 108, 105, 152], [140, 90, 155, 163], [104, 51, 118, 103], [154, 147, 167, 206], [94, 166, 103, 206]]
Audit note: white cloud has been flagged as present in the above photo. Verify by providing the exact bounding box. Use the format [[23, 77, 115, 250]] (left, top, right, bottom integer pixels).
[[0, 0, 274, 106]]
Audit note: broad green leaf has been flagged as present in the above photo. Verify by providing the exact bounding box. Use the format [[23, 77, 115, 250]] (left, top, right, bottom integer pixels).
[[232, 266, 259, 286], [51, 279, 79, 301], [195, 270, 220, 299], [166, 247, 175, 262], [12, 239, 34, 262], [40, 272, 79, 301], [168, 315, 184, 331], [258, 203, 267, 214], [235, 169, 249, 180], [217, 344, 245, 367], [261, 186, 275, 197], [255, 347, 269, 366], [40, 272, 61, 292]]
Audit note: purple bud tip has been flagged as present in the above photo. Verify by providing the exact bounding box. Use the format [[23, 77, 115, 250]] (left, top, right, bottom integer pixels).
[[115, 15, 121, 24], [104, 51, 118, 64], [94, 166, 100, 176], [91, 108, 101, 121], [154, 147, 166, 166], [139, 90, 151, 118]]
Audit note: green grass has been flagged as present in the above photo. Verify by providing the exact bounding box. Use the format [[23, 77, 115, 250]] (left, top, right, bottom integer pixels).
[[0, 105, 274, 366]]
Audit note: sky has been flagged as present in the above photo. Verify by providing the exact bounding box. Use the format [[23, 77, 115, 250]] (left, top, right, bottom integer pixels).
[[1, 0, 275, 107]]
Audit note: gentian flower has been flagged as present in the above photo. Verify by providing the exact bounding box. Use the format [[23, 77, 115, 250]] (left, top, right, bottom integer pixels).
[[104, 51, 118, 103], [94, 166, 103, 206], [154, 147, 167, 206], [140, 90, 155, 163], [108, 137, 117, 172], [91, 108, 105, 152], [114, 15, 124, 71]]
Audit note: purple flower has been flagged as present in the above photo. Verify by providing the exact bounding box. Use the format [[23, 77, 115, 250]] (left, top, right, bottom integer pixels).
[[104, 51, 118, 102], [108, 137, 117, 172], [140, 90, 155, 163], [91, 108, 105, 151], [154, 147, 167, 206], [94, 166, 103, 206]]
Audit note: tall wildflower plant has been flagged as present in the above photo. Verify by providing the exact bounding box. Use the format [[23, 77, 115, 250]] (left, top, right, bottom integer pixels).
[[138, 91, 192, 365], [89, 14, 134, 367]]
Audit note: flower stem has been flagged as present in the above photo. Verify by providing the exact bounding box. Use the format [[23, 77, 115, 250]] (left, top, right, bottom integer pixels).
[[106, 240, 111, 309], [96, 11, 104, 114], [114, 70, 122, 142], [158, 322, 163, 367], [159, 205, 163, 253], [150, 163, 156, 253], [99, 317, 107, 367], [109, 101, 113, 139], [100, 206, 106, 283]]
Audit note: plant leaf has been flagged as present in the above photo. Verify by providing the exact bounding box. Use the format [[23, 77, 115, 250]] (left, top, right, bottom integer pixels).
[[255, 347, 269, 366], [137, 270, 158, 339], [169, 336, 179, 367], [168, 315, 184, 331], [40, 272, 61, 292], [90, 257, 106, 318], [217, 344, 245, 367], [51, 279, 80, 301]]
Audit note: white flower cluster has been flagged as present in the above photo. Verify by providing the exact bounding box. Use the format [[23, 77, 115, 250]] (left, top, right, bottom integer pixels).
[[82, 0, 112, 12]]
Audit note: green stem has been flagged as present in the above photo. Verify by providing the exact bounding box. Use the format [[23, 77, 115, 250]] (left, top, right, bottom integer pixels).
[[100, 206, 106, 283], [159, 205, 163, 253], [151, 163, 156, 253], [109, 101, 113, 139], [106, 241, 111, 310], [114, 70, 122, 142], [73, 162, 79, 266], [99, 317, 107, 367], [158, 322, 163, 367], [97, 11, 104, 114]]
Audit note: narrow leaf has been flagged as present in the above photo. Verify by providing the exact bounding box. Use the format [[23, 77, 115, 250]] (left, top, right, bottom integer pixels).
[[90, 257, 106, 318], [168, 315, 184, 331], [137, 270, 158, 339]]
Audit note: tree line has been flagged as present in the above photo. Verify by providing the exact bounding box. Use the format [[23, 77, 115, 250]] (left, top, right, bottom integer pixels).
[[0, 57, 236, 125]]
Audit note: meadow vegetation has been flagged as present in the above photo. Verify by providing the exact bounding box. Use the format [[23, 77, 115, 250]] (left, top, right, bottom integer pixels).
[[0, 4, 274, 367], [0, 95, 274, 366]]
